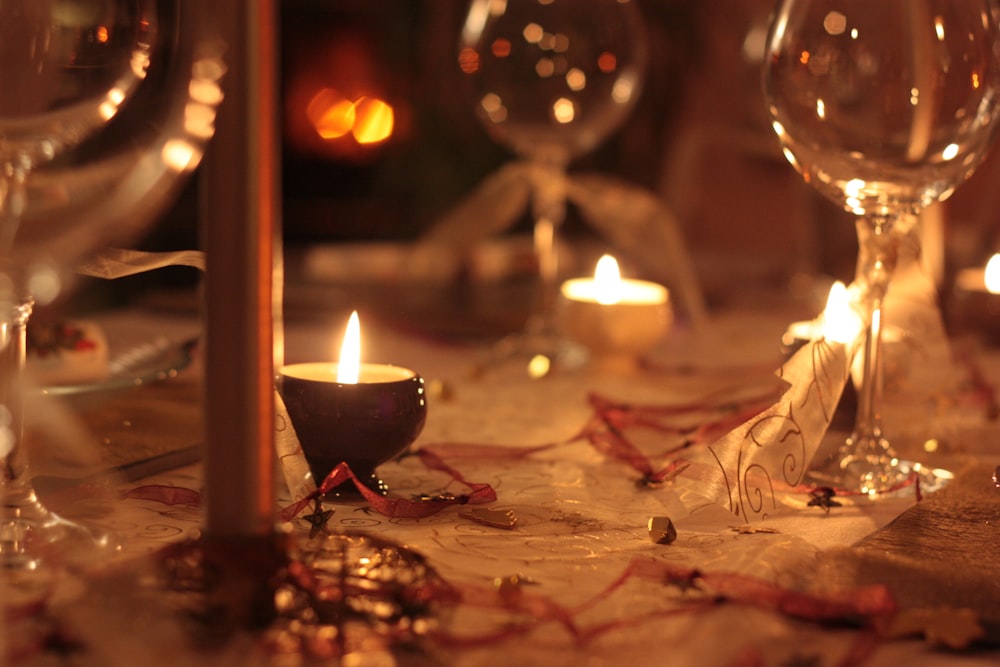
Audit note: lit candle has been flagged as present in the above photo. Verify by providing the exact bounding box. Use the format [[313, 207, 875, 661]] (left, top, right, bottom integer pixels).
[[955, 253, 1000, 295], [558, 255, 672, 372], [782, 281, 906, 400], [277, 311, 427, 496], [782, 281, 864, 349], [952, 253, 1000, 339], [781, 281, 867, 431]]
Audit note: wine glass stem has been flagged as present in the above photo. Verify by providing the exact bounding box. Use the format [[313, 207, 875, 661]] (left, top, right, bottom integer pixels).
[[851, 215, 898, 449], [1, 299, 32, 488], [0, 163, 33, 491], [0, 163, 27, 254], [528, 169, 566, 336], [854, 294, 884, 442]]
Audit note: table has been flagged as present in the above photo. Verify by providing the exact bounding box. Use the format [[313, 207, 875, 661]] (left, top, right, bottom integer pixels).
[[6, 297, 1000, 666]]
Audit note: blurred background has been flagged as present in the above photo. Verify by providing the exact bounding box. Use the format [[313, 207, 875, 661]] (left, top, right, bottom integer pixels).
[[76, 0, 1000, 326]]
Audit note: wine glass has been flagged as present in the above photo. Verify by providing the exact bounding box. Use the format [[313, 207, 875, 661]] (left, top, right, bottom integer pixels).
[[0, 0, 223, 574], [762, 0, 1000, 492], [458, 0, 648, 370]]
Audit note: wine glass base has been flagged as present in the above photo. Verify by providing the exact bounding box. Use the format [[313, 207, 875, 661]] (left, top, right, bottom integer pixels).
[[1, 491, 121, 574], [806, 433, 953, 496]]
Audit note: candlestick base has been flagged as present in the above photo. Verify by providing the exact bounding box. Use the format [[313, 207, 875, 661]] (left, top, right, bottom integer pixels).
[[196, 533, 289, 640]]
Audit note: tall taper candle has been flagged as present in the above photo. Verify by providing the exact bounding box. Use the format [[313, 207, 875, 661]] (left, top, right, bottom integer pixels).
[[201, 0, 279, 539]]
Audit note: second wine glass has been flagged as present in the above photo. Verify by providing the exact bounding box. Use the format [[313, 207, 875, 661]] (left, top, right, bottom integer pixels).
[[458, 0, 648, 367], [0, 0, 223, 576], [763, 0, 1000, 492]]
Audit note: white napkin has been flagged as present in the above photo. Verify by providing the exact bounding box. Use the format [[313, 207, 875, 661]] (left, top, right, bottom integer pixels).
[[414, 161, 708, 327], [78, 248, 205, 278]]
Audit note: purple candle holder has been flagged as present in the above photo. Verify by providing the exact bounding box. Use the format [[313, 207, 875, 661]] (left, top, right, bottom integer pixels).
[[277, 362, 427, 496]]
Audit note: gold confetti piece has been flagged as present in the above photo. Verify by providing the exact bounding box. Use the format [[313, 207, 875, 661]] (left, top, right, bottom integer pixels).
[[426, 378, 454, 402], [492, 573, 536, 597], [884, 607, 985, 650], [459, 507, 518, 530], [647, 516, 677, 544]]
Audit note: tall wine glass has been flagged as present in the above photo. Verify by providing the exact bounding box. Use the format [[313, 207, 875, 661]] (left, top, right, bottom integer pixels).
[[0, 0, 223, 574], [762, 0, 1000, 492], [458, 0, 648, 366]]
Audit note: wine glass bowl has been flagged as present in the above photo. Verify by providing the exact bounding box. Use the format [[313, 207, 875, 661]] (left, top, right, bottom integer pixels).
[[764, 1, 1000, 221], [0, 0, 223, 574], [459, 0, 647, 168], [0, 1, 155, 174], [762, 0, 1000, 492]]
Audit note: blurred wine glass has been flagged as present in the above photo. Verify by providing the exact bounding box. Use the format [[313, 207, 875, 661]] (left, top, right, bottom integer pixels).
[[458, 0, 647, 367], [762, 0, 1000, 492], [0, 0, 223, 574]]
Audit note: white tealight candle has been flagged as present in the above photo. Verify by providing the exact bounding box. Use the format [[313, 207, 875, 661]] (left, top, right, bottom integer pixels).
[[955, 253, 1000, 295], [283, 362, 417, 384], [558, 254, 672, 373], [782, 281, 862, 349], [561, 254, 669, 306], [988, 255, 1000, 293]]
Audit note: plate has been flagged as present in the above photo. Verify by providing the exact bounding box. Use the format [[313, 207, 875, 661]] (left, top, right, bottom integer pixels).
[[40, 337, 198, 397]]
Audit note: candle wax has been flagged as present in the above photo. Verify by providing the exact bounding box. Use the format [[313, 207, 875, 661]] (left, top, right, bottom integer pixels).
[[561, 277, 667, 305], [282, 362, 416, 384]]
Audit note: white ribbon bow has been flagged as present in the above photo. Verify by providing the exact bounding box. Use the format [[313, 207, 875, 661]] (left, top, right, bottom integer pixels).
[[414, 161, 708, 327]]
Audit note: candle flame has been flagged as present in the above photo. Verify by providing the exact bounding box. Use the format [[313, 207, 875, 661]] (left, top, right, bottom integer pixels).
[[821, 281, 862, 344], [337, 311, 361, 384], [985, 254, 1000, 294], [593, 254, 622, 305]]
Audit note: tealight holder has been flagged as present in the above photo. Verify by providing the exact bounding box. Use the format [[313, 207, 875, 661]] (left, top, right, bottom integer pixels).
[[277, 362, 427, 496], [557, 278, 672, 373]]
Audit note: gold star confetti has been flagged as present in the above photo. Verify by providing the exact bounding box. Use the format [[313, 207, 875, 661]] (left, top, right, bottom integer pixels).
[[301, 499, 334, 538]]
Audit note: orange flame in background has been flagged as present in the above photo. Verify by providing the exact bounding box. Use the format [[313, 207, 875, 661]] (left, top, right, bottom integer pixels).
[[307, 89, 355, 139], [350, 97, 394, 144], [306, 88, 394, 145], [284, 30, 406, 162]]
